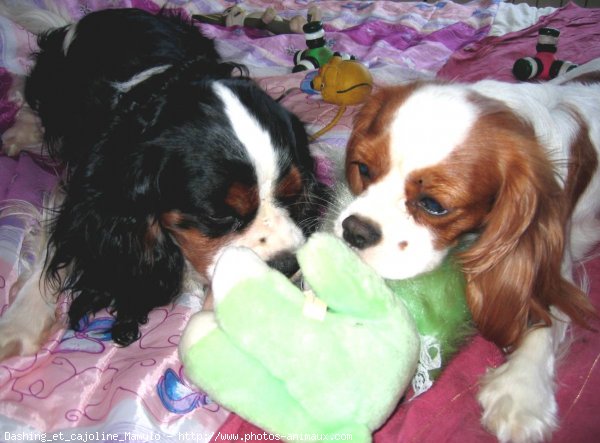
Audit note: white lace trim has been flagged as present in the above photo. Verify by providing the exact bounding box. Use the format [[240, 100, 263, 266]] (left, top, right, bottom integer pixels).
[[411, 334, 442, 398]]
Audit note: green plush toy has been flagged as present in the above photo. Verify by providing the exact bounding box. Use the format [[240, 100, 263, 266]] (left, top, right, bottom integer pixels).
[[180, 233, 472, 442]]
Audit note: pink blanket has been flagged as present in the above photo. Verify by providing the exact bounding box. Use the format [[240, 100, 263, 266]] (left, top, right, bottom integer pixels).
[[439, 3, 600, 82]]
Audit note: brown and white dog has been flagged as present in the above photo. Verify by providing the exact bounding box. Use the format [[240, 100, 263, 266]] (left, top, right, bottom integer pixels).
[[334, 60, 600, 442]]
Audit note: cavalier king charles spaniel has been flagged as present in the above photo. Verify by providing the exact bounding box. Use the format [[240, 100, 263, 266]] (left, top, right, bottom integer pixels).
[[335, 61, 600, 442], [0, 8, 321, 355]]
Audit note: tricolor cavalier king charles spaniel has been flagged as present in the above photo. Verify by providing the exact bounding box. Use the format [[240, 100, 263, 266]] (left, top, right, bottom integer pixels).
[[335, 63, 600, 442], [0, 8, 321, 354]]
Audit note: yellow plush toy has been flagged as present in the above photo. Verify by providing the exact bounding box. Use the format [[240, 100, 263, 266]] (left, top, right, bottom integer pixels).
[[312, 56, 373, 106], [308, 55, 373, 140]]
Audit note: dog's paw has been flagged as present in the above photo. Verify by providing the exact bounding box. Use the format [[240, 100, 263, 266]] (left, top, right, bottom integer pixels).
[[478, 361, 557, 443], [0, 319, 45, 361], [1, 105, 44, 157]]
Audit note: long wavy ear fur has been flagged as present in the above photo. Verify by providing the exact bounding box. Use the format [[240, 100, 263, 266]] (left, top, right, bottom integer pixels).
[[457, 111, 596, 349], [45, 87, 191, 345], [46, 168, 185, 346]]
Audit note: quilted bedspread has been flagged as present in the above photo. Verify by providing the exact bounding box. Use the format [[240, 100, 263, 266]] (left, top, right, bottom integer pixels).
[[1, 1, 599, 442]]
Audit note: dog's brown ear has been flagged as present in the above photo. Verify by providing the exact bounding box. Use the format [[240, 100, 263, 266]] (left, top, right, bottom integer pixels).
[[457, 114, 595, 349]]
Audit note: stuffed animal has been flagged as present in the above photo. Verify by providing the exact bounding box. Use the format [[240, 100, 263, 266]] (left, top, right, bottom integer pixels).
[[311, 55, 373, 106], [293, 20, 334, 72], [512, 27, 578, 81], [301, 55, 373, 140], [193, 5, 321, 35], [179, 233, 473, 442]]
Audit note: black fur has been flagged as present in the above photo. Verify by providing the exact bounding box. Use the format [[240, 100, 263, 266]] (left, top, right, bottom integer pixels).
[[26, 8, 322, 346]]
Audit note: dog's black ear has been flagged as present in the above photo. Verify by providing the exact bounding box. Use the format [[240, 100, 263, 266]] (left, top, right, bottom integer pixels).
[[66, 217, 185, 346], [47, 153, 185, 346], [50, 208, 185, 346]]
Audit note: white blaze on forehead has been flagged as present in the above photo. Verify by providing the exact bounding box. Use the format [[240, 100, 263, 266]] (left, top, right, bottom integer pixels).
[[213, 82, 278, 199], [388, 85, 479, 174], [208, 82, 304, 275]]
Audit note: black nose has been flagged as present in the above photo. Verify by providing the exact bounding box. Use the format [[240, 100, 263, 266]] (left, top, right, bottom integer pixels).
[[342, 215, 382, 249], [267, 251, 300, 277]]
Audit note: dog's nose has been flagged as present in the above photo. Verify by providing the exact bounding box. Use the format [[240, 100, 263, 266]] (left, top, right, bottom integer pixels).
[[267, 251, 300, 277], [342, 215, 381, 249]]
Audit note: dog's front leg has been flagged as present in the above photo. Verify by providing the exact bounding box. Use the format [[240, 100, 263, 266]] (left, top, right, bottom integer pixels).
[[478, 307, 570, 443]]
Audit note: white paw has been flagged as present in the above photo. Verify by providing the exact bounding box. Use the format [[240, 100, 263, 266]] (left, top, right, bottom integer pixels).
[[478, 361, 557, 443]]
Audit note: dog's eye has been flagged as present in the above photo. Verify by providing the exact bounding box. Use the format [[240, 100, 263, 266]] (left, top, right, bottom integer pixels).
[[206, 214, 244, 233], [418, 197, 448, 216], [276, 166, 303, 203], [348, 161, 374, 194], [356, 162, 370, 178]]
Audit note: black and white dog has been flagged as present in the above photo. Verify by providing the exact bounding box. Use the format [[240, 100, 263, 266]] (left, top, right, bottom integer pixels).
[[0, 7, 322, 355]]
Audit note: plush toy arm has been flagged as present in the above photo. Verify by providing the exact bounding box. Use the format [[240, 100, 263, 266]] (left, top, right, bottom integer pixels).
[[297, 233, 388, 318], [211, 246, 275, 307]]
